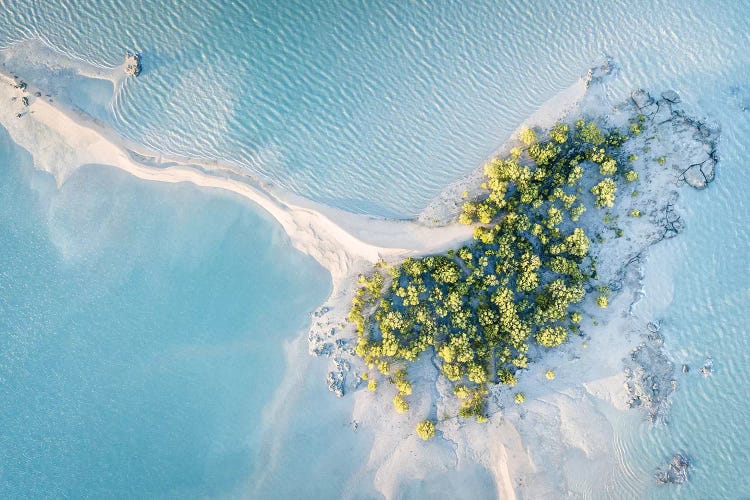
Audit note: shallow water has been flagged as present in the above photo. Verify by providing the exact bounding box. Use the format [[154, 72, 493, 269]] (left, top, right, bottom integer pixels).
[[1, 0, 750, 497], [2, 1, 746, 218], [0, 127, 330, 498]]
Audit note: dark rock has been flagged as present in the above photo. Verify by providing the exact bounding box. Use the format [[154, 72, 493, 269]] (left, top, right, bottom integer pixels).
[[124, 51, 142, 77], [661, 90, 681, 104], [624, 330, 675, 422], [652, 101, 673, 124], [21, 96, 29, 107], [326, 370, 344, 398], [656, 453, 690, 484], [640, 102, 659, 118], [699, 357, 713, 376], [632, 89, 654, 109], [312, 306, 330, 318], [682, 364, 689, 374], [312, 342, 333, 357], [585, 56, 616, 88], [680, 159, 716, 189]]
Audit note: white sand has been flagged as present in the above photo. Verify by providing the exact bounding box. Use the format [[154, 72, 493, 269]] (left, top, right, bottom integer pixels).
[[0, 68, 473, 291], [0, 46, 711, 499]]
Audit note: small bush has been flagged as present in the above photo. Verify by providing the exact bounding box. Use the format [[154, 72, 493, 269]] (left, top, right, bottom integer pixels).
[[519, 127, 537, 146], [625, 170, 638, 182], [416, 420, 436, 440], [393, 395, 409, 413]]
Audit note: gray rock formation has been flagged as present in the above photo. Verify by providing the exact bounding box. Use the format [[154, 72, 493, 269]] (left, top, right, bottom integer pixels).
[[656, 453, 691, 484], [624, 328, 676, 422], [661, 90, 681, 104], [124, 51, 142, 77], [631, 89, 654, 109], [585, 56, 616, 88], [326, 370, 344, 398]]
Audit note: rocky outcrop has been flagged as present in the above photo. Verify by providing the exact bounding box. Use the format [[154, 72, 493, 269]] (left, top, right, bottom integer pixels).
[[631, 88, 720, 189], [661, 90, 681, 104], [624, 326, 676, 422], [124, 51, 142, 77], [656, 453, 691, 484], [326, 369, 345, 398], [585, 56, 616, 88]]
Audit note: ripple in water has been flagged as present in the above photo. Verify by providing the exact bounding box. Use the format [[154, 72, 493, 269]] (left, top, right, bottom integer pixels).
[[1, 0, 750, 497]]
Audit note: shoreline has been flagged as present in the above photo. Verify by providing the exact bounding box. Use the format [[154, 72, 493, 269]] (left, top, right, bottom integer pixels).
[[0, 62, 476, 290]]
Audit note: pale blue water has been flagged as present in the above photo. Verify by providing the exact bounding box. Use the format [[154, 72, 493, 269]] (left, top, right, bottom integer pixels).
[[1, 0, 749, 498], [1, 0, 745, 217], [0, 127, 330, 497]]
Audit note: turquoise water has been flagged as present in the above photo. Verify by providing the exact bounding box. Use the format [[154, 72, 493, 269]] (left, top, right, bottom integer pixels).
[[1, 0, 750, 497], [616, 82, 750, 498], [0, 127, 330, 498], [2, 1, 746, 217]]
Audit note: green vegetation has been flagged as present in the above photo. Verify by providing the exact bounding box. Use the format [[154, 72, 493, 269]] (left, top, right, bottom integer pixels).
[[416, 420, 436, 440], [629, 209, 641, 218], [393, 394, 409, 413], [514, 392, 526, 404], [596, 286, 610, 308], [545, 369, 556, 380], [629, 114, 645, 136], [519, 126, 537, 146], [657, 156, 667, 165], [625, 170, 638, 182], [591, 178, 617, 208], [349, 118, 637, 425]]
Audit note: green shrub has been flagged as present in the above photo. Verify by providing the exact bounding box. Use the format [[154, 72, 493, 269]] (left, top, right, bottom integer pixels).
[[393, 395, 409, 413], [591, 178, 617, 208], [519, 126, 537, 145], [416, 420, 436, 440]]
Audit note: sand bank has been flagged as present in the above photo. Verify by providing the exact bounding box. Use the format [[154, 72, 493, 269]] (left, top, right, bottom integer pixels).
[[0, 65, 473, 291]]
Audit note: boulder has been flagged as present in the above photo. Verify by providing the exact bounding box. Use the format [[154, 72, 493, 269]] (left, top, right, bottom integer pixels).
[[632, 89, 654, 109], [661, 90, 681, 104], [656, 453, 690, 484], [124, 51, 142, 77]]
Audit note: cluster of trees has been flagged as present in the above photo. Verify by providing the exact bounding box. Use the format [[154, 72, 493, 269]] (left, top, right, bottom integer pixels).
[[349, 117, 636, 426]]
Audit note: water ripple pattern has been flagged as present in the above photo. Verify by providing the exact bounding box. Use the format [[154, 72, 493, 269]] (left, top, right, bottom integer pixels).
[[1, 0, 750, 497], [7, 0, 746, 216]]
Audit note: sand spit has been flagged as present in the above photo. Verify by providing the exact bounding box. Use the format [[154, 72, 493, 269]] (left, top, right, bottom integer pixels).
[[0, 66, 471, 292]]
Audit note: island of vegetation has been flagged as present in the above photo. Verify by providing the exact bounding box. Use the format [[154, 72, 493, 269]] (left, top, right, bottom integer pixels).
[[348, 116, 638, 422]]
